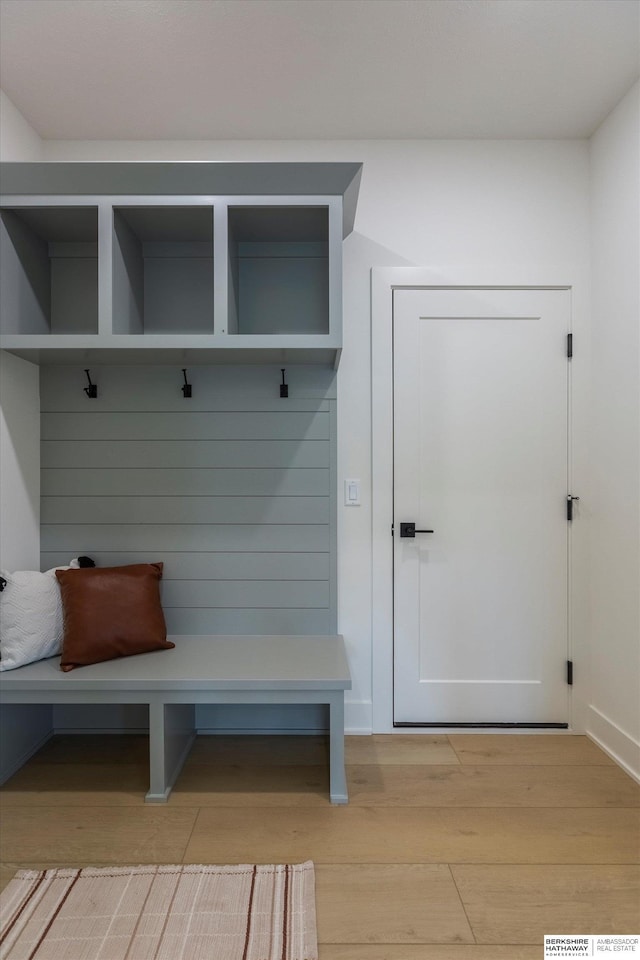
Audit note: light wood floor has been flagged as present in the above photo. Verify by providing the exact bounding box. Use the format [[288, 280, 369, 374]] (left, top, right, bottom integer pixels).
[[1, 733, 638, 958]]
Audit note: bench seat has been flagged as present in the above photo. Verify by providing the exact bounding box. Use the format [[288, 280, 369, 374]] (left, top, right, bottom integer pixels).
[[0, 634, 352, 803]]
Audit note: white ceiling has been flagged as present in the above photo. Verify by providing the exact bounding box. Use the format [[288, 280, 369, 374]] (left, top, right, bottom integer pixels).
[[1, 0, 638, 141]]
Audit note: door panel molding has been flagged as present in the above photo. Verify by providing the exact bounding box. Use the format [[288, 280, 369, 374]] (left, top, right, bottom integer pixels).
[[371, 267, 588, 734], [393, 290, 570, 724]]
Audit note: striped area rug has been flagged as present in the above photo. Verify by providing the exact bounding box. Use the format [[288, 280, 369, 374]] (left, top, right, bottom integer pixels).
[[0, 862, 317, 960]]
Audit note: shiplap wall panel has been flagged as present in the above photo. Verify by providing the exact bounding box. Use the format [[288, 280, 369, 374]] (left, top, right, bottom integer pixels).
[[41, 496, 329, 525], [41, 552, 329, 581], [41, 440, 328, 469], [41, 523, 329, 553], [162, 609, 333, 635], [40, 364, 336, 639], [160, 580, 329, 608], [41, 410, 329, 441], [41, 468, 328, 496]]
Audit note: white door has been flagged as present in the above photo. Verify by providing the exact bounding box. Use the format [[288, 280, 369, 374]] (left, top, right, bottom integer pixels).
[[393, 288, 570, 725]]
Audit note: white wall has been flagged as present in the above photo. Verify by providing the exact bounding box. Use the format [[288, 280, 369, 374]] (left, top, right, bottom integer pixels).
[[587, 81, 640, 779], [0, 95, 49, 783], [0, 351, 47, 781], [0, 333, 40, 572], [0, 89, 43, 161], [0, 352, 47, 783], [0, 90, 42, 570], [43, 137, 592, 734]]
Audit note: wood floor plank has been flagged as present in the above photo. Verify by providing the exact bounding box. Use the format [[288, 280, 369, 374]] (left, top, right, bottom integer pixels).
[[183, 806, 639, 864], [0, 861, 123, 893], [0, 806, 199, 863], [190, 734, 615, 768], [0, 762, 148, 805], [315, 864, 473, 944], [345, 764, 640, 807], [4, 763, 634, 811], [5, 757, 636, 809], [451, 865, 640, 943], [169, 762, 330, 805], [319, 947, 541, 959], [188, 734, 329, 766], [346, 735, 459, 766], [449, 735, 615, 766], [30, 734, 149, 765]]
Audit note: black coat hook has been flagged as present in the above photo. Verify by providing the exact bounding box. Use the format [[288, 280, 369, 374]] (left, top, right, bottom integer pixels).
[[84, 369, 97, 399], [280, 368, 288, 398], [181, 369, 192, 398]]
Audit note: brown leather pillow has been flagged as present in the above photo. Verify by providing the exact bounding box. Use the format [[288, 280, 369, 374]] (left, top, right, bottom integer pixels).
[[55, 563, 174, 672]]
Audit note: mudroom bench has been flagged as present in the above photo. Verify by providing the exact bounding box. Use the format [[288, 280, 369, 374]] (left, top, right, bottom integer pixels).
[[0, 634, 352, 804]]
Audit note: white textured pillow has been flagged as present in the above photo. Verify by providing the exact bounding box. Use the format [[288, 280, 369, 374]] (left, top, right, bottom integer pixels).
[[0, 561, 80, 671]]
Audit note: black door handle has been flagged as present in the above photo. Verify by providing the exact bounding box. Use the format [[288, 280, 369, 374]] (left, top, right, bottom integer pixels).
[[400, 522, 434, 538]]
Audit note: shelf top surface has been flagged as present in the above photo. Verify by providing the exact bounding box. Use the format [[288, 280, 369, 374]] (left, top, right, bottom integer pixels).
[[0, 635, 352, 692], [0, 161, 362, 237]]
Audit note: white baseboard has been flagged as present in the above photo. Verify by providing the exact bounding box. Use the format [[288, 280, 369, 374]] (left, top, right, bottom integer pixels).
[[345, 699, 373, 735], [0, 730, 53, 785], [197, 727, 322, 736], [54, 728, 149, 736], [586, 705, 640, 784]]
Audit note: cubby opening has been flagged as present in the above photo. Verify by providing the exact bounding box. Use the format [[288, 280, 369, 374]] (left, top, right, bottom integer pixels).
[[0, 206, 98, 335], [228, 206, 329, 335], [113, 206, 214, 335]]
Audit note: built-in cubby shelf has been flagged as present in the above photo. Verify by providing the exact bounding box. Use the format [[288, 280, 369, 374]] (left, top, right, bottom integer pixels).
[[228, 205, 329, 336], [113, 205, 214, 335], [0, 162, 361, 365], [0, 205, 98, 335]]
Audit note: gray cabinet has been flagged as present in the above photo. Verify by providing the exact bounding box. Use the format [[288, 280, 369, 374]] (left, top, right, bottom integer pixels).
[[0, 162, 361, 366]]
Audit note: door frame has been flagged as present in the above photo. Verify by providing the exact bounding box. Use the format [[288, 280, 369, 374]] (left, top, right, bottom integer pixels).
[[371, 266, 590, 734]]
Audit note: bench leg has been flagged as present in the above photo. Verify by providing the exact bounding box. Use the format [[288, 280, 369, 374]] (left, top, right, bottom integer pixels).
[[146, 701, 196, 803], [328, 692, 348, 804]]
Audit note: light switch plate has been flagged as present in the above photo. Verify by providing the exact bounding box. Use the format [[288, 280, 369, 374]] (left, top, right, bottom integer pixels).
[[344, 478, 361, 506]]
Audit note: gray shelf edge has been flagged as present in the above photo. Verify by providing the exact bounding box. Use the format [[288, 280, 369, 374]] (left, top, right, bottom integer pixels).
[[0, 341, 341, 366], [0, 162, 363, 238], [0, 334, 340, 349]]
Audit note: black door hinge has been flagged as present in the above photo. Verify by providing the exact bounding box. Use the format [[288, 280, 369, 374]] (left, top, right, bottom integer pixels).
[[567, 660, 573, 685], [567, 333, 573, 359], [567, 495, 580, 522]]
